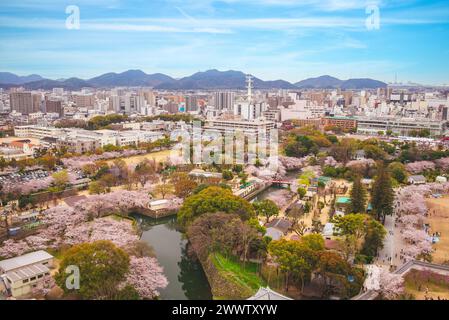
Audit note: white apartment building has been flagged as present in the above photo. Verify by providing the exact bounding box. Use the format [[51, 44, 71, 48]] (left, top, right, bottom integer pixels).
[[214, 91, 235, 110], [356, 116, 448, 136], [203, 118, 275, 137], [14, 125, 63, 139], [116, 130, 164, 147], [110, 94, 145, 114]]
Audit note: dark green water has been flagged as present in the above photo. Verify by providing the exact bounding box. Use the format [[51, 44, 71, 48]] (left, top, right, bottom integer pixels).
[[131, 214, 212, 300]]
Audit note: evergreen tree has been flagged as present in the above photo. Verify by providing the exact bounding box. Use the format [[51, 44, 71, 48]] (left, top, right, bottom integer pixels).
[[349, 175, 367, 214], [371, 164, 394, 224]]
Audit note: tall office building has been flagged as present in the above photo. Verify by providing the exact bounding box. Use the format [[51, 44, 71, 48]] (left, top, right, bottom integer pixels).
[[185, 96, 198, 112], [45, 98, 63, 116], [10, 92, 38, 115], [214, 92, 235, 110], [109, 94, 145, 114], [139, 90, 156, 106], [71, 93, 95, 108]]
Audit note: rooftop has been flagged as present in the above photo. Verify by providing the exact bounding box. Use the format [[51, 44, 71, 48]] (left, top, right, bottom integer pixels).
[[336, 197, 351, 204], [0, 250, 53, 273], [6, 263, 49, 282], [248, 287, 293, 300]]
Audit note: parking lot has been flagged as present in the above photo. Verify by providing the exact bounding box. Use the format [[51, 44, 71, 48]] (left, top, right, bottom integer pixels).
[[0, 169, 50, 185]]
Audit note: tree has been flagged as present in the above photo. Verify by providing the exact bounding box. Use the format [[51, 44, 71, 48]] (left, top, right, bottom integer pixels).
[[361, 218, 387, 259], [222, 170, 234, 181], [371, 164, 394, 223], [39, 155, 57, 170], [268, 239, 317, 293], [0, 157, 7, 171], [293, 220, 307, 236], [315, 251, 363, 298], [154, 184, 173, 199], [55, 241, 130, 299], [297, 187, 307, 199], [333, 214, 367, 241], [123, 256, 168, 299], [178, 186, 255, 226], [99, 173, 117, 190], [388, 162, 408, 184], [52, 170, 69, 190], [89, 181, 106, 195], [301, 234, 325, 251], [171, 172, 198, 198], [134, 159, 157, 187], [349, 175, 367, 214], [253, 199, 279, 223]]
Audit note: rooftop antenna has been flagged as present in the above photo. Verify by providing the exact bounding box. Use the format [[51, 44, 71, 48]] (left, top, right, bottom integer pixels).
[[246, 74, 253, 103]]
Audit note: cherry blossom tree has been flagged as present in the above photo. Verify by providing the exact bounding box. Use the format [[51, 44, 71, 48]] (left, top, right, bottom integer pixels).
[[279, 156, 307, 171], [265, 189, 294, 209], [0, 239, 31, 258], [378, 268, 405, 299], [31, 275, 56, 297], [405, 161, 436, 174], [2, 176, 54, 194], [324, 156, 339, 167], [62, 150, 145, 169], [435, 157, 449, 171], [345, 159, 376, 169], [123, 256, 168, 299]]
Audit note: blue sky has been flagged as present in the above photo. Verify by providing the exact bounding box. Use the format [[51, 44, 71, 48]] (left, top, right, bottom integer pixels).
[[0, 0, 448, 84]]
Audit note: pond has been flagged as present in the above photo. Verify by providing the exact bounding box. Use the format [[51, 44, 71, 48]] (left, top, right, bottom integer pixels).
[[131, 214, 212, 300], [251, 170, 300, 203]]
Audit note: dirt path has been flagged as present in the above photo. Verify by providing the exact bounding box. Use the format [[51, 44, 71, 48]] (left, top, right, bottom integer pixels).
[[426, 196, 449, 264]]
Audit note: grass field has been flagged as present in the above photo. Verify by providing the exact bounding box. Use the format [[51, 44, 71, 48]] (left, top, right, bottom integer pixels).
[[211, 252, 265, 292], [404, 269, 449, 300], [106, 149, 173, 166], [426, 196, 449, 264]]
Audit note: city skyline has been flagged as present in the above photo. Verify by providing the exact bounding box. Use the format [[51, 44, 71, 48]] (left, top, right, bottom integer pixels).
[[0, 0, 448, 85]]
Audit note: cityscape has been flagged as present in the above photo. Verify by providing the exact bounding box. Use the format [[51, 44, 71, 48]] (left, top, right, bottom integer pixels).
[[1, 0, 449, 310]]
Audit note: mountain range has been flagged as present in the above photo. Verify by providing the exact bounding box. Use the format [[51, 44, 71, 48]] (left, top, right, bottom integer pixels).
[[0, 70, 387, 90], [295, 75, 388, 89]]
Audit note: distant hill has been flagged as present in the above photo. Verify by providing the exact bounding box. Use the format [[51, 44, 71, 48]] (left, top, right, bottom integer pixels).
[[155, 69, 297, 89], [295, 75, 342, 89], [0, 70, 387, 90], [295, 75, 387, 89], [340, 78, 388, 89], [22, 78, 93, 90], [0, 72, 43, 85], [87, 70, 175, 87]]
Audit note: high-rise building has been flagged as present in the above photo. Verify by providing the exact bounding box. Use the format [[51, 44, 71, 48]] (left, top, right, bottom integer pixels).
[[10, 92, 38, 115], [45, 99, 63, 116], [214, 92, 235, 110], [109, 94, 145, 114], [185, 96, 198, 112], [163, 101, 180, 114], [71, 93, 95, 108], [139, 90, 156, 106]]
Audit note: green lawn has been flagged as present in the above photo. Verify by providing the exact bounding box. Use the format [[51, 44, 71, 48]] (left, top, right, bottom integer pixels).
[[211, 252, 265, 292]]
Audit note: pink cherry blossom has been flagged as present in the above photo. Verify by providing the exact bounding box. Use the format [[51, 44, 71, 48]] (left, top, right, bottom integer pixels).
[[405, 161, 436, 174], [435, 157, 449, 171], [345, 158, 376, 169], [379, 268, 405, 299], [123, 256, 168, 299]]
